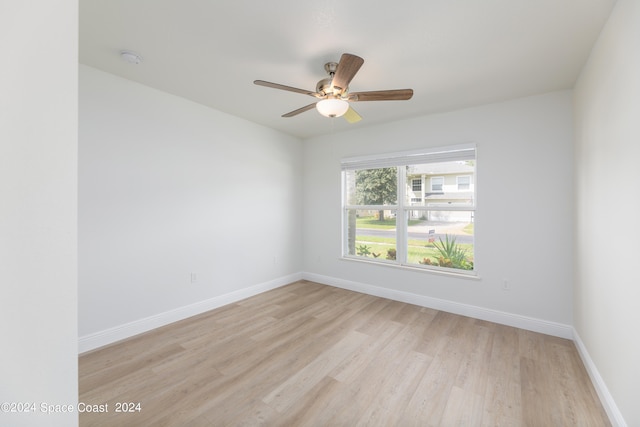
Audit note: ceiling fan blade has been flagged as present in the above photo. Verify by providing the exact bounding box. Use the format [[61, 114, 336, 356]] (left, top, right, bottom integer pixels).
[[332, 53, 364, 93], [254, 80, 320, 97], [343, 106, 362, 124], [349, 89, 414, 102], [282, 103, 317, 118]]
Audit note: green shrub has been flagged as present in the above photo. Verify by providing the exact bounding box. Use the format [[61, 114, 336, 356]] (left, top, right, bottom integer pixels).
[[386, 248, 396, 260], [431, 235, 473, 270], [356, 244, 372, 257]]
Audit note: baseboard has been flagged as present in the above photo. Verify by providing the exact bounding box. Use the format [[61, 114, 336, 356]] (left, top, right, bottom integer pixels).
[[78, 272, 303, 354], [573, 330, 627, 427], [303, 272, 574, 339], [80, 271, 572, 352]]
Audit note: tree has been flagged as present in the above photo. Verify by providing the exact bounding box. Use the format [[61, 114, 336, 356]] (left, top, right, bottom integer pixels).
[[355, 168, 397, 221]]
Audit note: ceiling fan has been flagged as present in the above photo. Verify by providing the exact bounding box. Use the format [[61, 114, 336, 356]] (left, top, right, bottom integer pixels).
[[254, 53, 413, 123]]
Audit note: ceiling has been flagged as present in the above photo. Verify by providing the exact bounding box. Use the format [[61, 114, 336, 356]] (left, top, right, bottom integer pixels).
[[79, 0, 616, 139]]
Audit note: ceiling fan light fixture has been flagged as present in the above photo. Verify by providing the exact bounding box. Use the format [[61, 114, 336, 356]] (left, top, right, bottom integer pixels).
[[316, 98, 349, 118]]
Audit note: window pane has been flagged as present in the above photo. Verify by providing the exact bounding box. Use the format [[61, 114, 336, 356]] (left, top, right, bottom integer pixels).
[[404, 210, 474, 271], [345, 167, 397, 206], [431, 177, 443, 192], [345, 209, 397, 261], [457, 175, 471, 190], [406, 161, 474, 206]]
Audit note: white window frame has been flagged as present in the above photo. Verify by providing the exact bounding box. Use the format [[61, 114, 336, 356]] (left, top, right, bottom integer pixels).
[[430, 176, 444, 192], [341, 143, 477, 276], [411, 178, 422, 192], [457, 175, 471, 190]]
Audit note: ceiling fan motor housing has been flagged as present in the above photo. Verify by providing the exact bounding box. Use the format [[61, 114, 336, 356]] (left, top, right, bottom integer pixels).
[[316, 78, 335, 97], [317, 62, 345, 97]]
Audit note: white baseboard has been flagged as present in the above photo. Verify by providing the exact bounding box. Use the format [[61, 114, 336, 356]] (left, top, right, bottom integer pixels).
[[303, 272, 574, 339], [78, 272, 303, 354], [79, 270, 572, 352], [573, 330, 627, 427]]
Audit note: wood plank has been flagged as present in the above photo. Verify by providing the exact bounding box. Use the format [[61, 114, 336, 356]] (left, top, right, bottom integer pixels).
[[481, 324, 522, 425], [262, 329, 369, 413], [521, 355, 558, 426], [354, 350, 432, 426]]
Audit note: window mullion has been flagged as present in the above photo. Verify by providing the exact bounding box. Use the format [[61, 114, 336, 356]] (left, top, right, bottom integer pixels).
[[396, 166, 407, 264]]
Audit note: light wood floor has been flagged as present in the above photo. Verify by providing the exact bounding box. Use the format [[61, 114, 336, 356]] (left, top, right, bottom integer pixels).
[[79, 280, 610, 426]]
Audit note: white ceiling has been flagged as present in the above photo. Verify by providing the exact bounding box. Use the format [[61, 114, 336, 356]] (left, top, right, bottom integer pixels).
[[80, 0, 616, 139]]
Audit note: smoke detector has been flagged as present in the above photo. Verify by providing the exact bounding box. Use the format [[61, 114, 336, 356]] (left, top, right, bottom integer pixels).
[[120, 50, 143, 64]]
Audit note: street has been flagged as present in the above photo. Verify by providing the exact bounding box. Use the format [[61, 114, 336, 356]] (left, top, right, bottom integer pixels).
[[357, 224, 474, 245]]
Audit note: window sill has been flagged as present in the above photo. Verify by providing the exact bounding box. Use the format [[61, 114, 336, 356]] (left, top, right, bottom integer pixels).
[[340, 256, 481, 280]]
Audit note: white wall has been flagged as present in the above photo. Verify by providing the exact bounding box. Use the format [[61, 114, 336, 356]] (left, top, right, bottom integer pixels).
[[79, 66, 303, 342], [574, 0, 640, 425], [0, 2, 78, 426], [303, 91, 574, 328]]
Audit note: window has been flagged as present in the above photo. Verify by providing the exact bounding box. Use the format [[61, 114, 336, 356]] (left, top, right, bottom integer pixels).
[[431, 177, 444, 192], [411, 178, 422, 192], [457, 175, 471, 190], [342, 144, 476, 274]]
